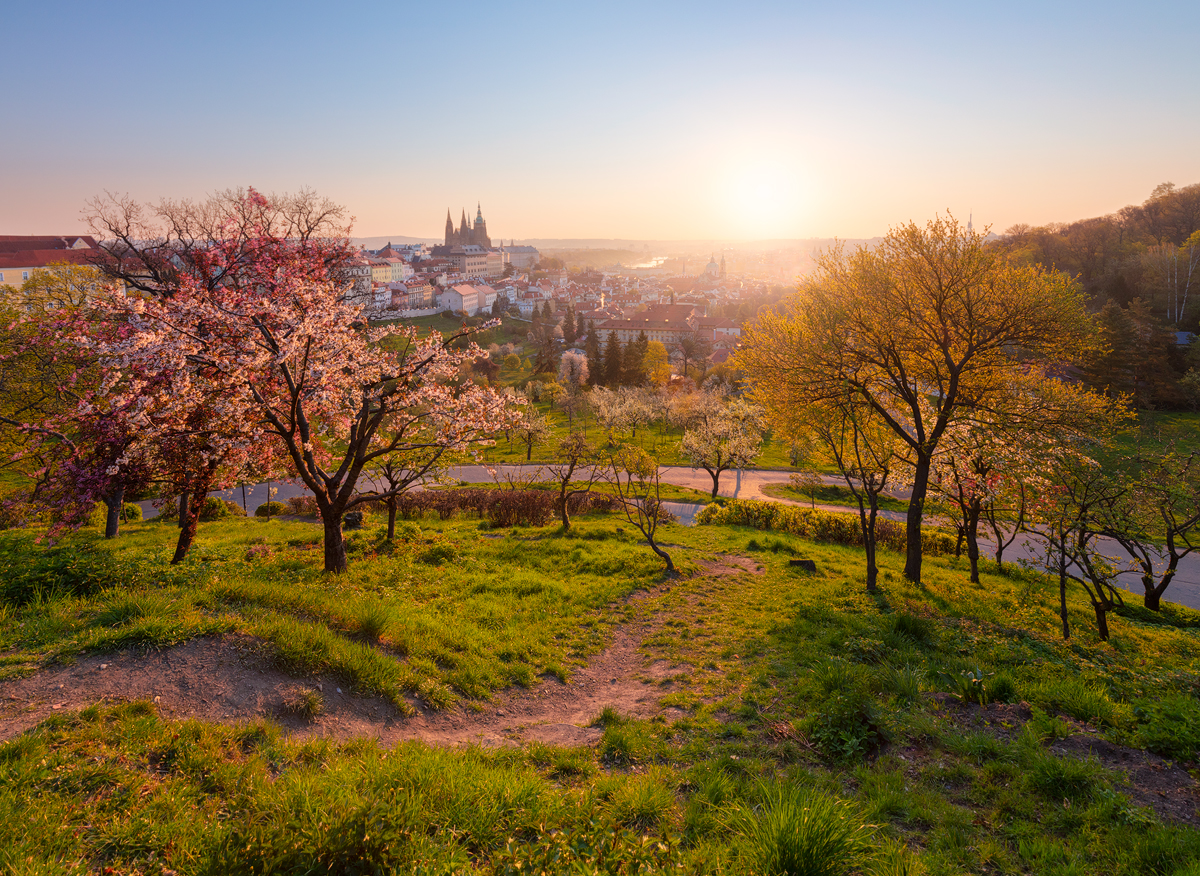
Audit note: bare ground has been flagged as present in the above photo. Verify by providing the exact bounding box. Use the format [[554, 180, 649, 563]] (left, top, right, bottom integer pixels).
[[0, 565, 708, 750], [934, 696, 1200, 826]]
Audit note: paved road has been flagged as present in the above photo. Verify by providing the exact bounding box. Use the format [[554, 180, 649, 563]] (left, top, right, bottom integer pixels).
[[140, 464, 1200, 611]]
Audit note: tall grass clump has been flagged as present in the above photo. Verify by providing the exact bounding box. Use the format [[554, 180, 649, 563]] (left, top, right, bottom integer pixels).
[[726, 784, 875, 876]]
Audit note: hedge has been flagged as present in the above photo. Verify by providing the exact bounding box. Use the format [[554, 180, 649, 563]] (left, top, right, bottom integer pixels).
[[696, 498, 955, 556]]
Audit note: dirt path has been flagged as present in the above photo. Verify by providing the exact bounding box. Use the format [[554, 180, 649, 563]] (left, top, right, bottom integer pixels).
[[0, 583, 697, 749]]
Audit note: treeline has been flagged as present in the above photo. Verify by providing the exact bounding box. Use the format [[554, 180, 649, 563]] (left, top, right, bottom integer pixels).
[[999, 182, 1200, 315], [991, 182, 1200, 409]]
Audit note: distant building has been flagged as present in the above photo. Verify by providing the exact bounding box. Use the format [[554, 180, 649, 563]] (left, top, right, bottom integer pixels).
[[500, 241, 540, 271], [446, 245, 489, 278], [0, 235, 102, 289], [443, 204, 491, 249], [440, 284, 480, 315]]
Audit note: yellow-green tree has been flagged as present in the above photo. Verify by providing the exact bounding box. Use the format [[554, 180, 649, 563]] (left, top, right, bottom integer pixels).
[[13, 263, 109, 313], [643, 341, 671, 387], [738, 215, 1090, 583]]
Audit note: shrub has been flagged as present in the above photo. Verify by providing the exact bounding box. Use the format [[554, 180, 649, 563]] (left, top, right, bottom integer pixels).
[[698, 499, 956, 555], [87, 500, 145, 527], [286, 495, 321, 517], [806, 689, 888, 761], [726, 784, 875, 876], [255, 501, 289, 518], [200, 497, 246, 521]]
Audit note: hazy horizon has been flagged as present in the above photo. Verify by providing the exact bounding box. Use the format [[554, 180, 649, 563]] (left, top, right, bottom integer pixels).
[[3, 1, 1196, 241]]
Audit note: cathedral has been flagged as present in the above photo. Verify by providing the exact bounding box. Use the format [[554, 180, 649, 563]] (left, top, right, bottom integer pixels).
[[444, 204, 491, 249]]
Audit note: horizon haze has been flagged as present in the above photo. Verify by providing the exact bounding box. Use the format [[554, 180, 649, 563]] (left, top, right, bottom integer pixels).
[[3, 1, 1197, 241]]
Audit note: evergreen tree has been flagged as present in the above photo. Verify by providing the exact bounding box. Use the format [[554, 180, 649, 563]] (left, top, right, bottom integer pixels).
[[541, 300, 553, 321], [603, 332, 623, 387], [584, 321, 601, 386], [562, 305, 577, 345], [622, 330, 649, 385]]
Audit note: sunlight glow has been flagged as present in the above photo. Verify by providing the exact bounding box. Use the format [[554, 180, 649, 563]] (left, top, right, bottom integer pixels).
[[716, 158, 810, 240]]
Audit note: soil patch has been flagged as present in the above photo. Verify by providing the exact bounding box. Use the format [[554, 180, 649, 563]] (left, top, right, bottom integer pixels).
[[697, 553, 764, 577], [0, 589, 691, 749], [935, 695, 1199, 825]]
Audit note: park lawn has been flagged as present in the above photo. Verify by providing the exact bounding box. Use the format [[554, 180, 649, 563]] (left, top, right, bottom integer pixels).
[[3, 502, 1200, 873], [1114, 410, 1200, 456], [760, 481, 910, 513], [480, 398, 799, 469], [435, 478, 722, 507]]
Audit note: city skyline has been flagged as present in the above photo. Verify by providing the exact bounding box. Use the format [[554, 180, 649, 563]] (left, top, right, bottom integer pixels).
[[3, 1, 1197, 241]]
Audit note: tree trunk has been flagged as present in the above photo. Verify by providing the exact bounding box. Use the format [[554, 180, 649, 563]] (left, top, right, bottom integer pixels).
[[526, 442, 533, 462], [1093, 603, 1110, 641], [1144, 589, 1161, 612], [648, 538, 675, 575], [558, 487, 571, 530], [904, 456, 931, 583], [1058, 531, 1070, 640], [324, 514, 348, 573], [855, 496, 878, 591], [177, 491, 189, 528], [710, 469, 720, 499], [102, 486, 124, 539], [966, 501, 981, 584], [172, 492, 202, 565], [386, 500, 397, 541]]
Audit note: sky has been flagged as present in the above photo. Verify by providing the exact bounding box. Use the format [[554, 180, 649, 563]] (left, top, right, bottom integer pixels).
[[2, 0, 1198, 241]]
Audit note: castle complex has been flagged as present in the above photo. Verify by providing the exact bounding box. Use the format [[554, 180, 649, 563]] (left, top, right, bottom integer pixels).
[[444, 204, 491, 249]]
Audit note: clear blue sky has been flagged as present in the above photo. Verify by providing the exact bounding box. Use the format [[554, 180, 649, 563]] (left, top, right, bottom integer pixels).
[[3, 0, 1197, 240]]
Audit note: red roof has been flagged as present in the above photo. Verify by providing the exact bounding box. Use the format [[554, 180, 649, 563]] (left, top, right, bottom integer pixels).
[[0, 235, 98, 254], [0, 248, 99, 270]]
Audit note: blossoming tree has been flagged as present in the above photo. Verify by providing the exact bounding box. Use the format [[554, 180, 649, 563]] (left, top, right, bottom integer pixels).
[[78, 189, 518, 571]]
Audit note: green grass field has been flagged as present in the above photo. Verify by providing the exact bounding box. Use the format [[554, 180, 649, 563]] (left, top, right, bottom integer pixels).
[[759, 482, 910, 513], [3, 502, 1200, 874]]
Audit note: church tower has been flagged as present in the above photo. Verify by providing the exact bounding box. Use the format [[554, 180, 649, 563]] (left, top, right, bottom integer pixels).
[[473, 203, 490, 249], [445, 210, 456, 246], [720, 253, 726, 278]]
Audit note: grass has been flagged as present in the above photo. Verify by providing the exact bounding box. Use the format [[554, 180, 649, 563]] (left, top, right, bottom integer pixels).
[[760, 481, 910, 512], [2, 504, 1200, 874]]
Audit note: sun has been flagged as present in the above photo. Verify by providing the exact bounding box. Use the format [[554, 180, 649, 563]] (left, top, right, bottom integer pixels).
[[717, 158, 809, 239]]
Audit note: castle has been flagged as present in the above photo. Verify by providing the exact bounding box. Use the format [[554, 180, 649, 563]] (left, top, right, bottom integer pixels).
[[444, 204, 491, 249]]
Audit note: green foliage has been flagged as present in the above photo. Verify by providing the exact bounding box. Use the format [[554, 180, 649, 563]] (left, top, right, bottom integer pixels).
[[201, 496, 245, 520], [946, 667, 990, 705], [1025, 751, 1105, 802], [725, 784, 876, 876], [1030, 676, 1120, 726], [0, 536, 128, 604], [5, 503, 1200, 874], [254, 501, 288, 518], [1133, 693, 1200, 760], [698, 499, 956, 556], [806, 688, 888, 761]]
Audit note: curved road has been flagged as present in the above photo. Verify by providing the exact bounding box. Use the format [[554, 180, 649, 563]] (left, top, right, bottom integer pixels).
[[141, 464, 1200, 611]]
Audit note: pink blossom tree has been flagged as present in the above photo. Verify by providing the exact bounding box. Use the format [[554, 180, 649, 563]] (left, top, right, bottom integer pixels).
[[78, 189, 517, 572]]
